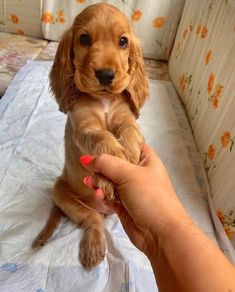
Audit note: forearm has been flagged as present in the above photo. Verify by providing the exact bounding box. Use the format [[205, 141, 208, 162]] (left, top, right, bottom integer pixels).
[[148, 217, 235, 292]]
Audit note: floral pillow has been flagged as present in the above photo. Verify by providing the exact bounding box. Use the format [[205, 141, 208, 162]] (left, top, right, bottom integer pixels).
[[169, 0, 235, 248]]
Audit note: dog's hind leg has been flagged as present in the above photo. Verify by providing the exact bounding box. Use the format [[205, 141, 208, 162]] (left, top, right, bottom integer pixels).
[[52, 177, 106, 270], [32, 204, 64, 248]]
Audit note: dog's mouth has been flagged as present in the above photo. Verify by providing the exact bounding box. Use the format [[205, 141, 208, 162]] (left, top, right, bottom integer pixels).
[[92, 88, 114, 98], [99, 89, 110, 93], [97, 85, 115, 94], [75, 69, 129, 96]]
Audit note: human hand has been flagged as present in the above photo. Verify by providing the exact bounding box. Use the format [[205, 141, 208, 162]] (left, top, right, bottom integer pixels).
[[80, 144, 188, 256]]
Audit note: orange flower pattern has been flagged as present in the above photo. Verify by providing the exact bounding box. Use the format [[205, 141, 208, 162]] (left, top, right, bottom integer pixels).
[[203, 130, 234, 175], [220, 132, 231, 148], [42, 12, 54, 24], [195, 24, 208, 38], [220, 131, 235, 151], [76, 0, 86, 3], [224, 226, 235, 240], [178, 73, 192, 93], [152, 17, 166, 28], [207, 144, 216, 160], [215, 84, 223, 98], [57, 10, 65, 23], [207, 73, 215, 94], [179, 73, 187, 92], [211, 96, 218, 109], [174, 22, 195, 59], [42, 10, 66, 25], [11, 14, 19, 24], [205, 49, 212, 65], [132, 10, 142, 21], [216, 209, 235, 241], [208, 79, 224, 109], [217, 208, 225, 224], [201, 26, 208, 38], [203, 144, 217, 175]]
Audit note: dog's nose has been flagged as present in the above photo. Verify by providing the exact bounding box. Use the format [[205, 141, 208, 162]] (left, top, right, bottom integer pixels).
[[95, 69, 115, 85]]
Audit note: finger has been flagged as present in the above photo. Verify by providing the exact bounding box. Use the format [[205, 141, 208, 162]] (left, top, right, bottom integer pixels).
[[81, 153, 137, 185], [83, 176, 95, 189], [94, 188, 105, 200], [139, 144, 159, 166], [83, 176, 106, 200]]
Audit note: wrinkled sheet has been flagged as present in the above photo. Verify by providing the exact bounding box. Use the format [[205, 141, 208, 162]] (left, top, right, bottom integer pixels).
[[0, 61, 219, 291]]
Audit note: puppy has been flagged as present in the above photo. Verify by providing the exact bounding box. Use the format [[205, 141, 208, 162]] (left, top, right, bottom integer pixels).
[[33, 3, 149, 270]]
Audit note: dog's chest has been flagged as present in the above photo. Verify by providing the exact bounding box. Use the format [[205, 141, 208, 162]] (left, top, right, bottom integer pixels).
[[102, 98, 111, 114], [101, 98, 111, 128]]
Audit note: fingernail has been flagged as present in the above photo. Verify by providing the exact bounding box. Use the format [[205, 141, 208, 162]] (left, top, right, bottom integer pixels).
[[83, 176, 93, 188], [80, 155, 94, 166], [95, 188, 105, 200]]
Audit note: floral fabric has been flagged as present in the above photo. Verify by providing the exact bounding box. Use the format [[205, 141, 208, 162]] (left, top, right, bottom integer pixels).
[[41, 0, 185, 60], [0, 0, 42, 37], [0, 32, 47, 96], [169, 0, 235, 248], [36, 41, 58, 61], [0, 0, 185, 59]]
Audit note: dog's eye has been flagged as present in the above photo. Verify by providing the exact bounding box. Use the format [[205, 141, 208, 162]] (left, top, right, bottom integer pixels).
[[79, 34, 91, 45], [119, 37, 128, 48]]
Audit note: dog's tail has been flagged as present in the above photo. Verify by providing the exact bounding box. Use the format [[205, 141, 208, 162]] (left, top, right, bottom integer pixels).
[[32, 204, 64, 248]]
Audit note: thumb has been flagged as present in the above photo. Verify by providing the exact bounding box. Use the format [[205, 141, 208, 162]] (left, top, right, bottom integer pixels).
[[80, 153, 136, 185], [139, 143, 160, 167]]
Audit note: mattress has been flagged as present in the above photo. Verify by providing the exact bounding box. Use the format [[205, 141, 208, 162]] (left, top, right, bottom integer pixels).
[[0, 61, 219, 291]]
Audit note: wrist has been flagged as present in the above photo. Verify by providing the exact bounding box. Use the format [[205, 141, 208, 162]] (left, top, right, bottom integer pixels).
[[144, 210, 191, 261]]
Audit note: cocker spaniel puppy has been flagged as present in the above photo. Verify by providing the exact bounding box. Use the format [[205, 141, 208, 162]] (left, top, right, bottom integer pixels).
[[33, 3, 149, 270]]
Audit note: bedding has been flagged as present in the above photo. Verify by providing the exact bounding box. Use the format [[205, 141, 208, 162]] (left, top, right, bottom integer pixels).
[[36, 41, 58, 61], [0, 61, 220, 291], [0, 32, 48, 97]]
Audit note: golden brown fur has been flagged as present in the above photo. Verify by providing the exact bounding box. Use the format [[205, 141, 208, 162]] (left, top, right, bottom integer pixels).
[[33, 3, 149, 269]]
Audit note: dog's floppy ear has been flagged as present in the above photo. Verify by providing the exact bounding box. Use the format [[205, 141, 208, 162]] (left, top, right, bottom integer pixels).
[[126, 36, 149, 118], [50, 29, 79, 113]]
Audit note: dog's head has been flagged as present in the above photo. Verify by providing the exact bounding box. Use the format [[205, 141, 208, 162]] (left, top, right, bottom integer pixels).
[[50, 3, 149, 117]]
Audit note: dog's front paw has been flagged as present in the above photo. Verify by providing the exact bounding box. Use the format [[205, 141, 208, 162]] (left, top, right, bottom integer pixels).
[[79, 230, 106, 270], [94, 174, 116, 200]]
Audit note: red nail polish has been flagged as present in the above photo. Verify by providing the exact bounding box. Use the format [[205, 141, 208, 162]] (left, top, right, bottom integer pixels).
[[95, 188, 105, 200], [83, 176, 93, 188], [80, 155, 94, 166], [83, 176, 89, 186]]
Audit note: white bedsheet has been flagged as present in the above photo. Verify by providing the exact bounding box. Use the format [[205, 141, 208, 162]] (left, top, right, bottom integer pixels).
[[0, 61, 218, 292]]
